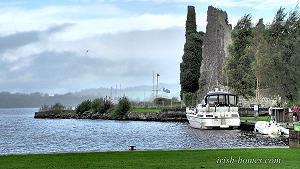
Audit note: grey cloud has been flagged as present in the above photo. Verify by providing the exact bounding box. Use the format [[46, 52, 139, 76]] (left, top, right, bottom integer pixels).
[[0, 27, 184, 93], [0, 23, 73, 53], [45, 23, 74, 34], [0, 31, 40, 52]]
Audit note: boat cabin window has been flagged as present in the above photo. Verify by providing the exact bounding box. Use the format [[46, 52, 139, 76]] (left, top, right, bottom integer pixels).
[[228, 95, 236, 106], [207, 95, 218, 106], [205, 94, 237, 107], [219, 95, 226, 106]]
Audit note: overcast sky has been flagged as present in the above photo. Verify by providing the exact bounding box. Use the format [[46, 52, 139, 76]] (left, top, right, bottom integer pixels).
[[0, 0, 299, 94]]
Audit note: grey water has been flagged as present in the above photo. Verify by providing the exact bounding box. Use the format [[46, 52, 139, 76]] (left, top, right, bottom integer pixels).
[[0, 108, 288, 155]]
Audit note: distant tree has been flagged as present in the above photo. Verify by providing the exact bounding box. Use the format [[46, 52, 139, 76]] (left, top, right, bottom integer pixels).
[[225, 14, 255, 98], [76, 100, 92, 114], [180, 6, 204, 99], [115, 96, 131, 118], [91, 98, 104, 113], [154, 97, 171, 106], [51, 103, 65, 110], [91, 98, 114, 114], [39, 104, 50, 112]]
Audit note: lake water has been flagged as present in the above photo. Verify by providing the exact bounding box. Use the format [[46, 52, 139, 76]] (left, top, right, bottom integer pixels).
[[0, 108, 288, 154]]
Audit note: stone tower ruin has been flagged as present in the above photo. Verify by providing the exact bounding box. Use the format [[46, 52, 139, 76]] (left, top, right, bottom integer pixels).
[[199, 6, 232, 95]]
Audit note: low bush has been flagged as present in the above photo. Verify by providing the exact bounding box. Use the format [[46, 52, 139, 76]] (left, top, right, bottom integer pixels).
[[115, 96, 131, 118], [76, 100, 92, 114], [91, 98, 114, 114]]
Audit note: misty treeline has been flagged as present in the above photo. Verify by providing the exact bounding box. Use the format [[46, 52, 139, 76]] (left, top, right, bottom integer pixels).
[[225, 6, 300, 105], [0, 92, 96, 108]]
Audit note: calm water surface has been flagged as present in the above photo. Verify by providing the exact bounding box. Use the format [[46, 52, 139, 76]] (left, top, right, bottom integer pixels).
[[0, 108, 288, 154]]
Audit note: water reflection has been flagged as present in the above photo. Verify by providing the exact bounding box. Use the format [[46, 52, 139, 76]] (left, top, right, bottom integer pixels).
[[0, 108, 287, 154]]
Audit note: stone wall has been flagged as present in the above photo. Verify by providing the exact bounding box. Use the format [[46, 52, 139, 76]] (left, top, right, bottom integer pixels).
[[199, 6, 232, 96]]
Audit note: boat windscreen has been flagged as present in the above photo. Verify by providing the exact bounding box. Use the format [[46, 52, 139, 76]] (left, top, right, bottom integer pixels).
[[206, 94, 237, 107], [207, 95, 218, 106], [228, 95, 237, 106]]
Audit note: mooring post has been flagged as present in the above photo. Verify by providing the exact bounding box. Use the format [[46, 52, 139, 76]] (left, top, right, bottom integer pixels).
[[129, 146, 136, 151]]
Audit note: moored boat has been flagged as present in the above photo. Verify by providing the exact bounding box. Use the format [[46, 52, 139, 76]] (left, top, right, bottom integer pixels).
[[254, 120, 289, 135], [186, 88, 240, 129]]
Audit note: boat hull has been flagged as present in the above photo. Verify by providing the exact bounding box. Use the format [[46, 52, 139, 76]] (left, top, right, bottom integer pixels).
[[186, 114, 240, 129]]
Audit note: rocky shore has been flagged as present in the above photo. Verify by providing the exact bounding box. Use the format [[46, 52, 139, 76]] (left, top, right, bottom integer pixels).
[[34, 109, 188, 122], [34, 107, 266, 122]]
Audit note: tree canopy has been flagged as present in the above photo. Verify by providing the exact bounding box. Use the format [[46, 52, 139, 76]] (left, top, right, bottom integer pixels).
[[225, 6, 300, 104]]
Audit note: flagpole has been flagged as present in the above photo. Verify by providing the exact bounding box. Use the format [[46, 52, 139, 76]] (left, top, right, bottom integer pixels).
[[152, 71, 155, 99], [156, 73, 159, 98]]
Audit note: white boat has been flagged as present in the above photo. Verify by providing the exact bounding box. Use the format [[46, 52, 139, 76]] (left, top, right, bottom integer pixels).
[[254, 107, 289, 136], [186, 88, 240, 129], [254, 121, 289, 135]]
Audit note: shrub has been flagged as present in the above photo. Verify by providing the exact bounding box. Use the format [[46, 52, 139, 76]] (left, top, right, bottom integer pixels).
[[51, 103, 65, 110], [91, 98, 114, 114], [76, 100, 92, 114], [115, 96, 131, 117], [91, 98, 104, 113]]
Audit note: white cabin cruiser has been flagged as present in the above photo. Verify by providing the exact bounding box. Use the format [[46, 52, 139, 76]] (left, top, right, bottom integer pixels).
[[186, 89, 240, 129]]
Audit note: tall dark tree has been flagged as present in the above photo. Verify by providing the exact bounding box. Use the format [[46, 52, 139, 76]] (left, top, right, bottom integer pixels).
[[266, 7, 300, 102], [225, 14, 255, 98], [180, 6, 204, 99]]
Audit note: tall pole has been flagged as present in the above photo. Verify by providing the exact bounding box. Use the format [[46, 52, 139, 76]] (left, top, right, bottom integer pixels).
[[119, 84, 122, 98], [115, 84, 118, 100], [156, 73, 159, 98], [152, 72, 155, 98], [110, 86, 112, 99]]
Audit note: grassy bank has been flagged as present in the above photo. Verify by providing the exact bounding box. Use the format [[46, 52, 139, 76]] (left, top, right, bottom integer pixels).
[[0, 148, 299, 169], [240, 115, 270, 121]]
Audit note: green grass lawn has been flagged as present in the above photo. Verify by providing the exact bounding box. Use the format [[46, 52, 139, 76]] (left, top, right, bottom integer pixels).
[[240, 115, 270, 121], [0, 148, 299, 169], [130, 107, 161, 113]]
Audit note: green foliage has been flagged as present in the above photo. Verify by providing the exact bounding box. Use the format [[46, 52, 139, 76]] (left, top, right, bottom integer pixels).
[[76, 100, 92, 114], [51, 103, 65, 111], [225, 14, 255, 99], [264, 7, 300, 102], [183, 92, 197, 107], [180, 6, 204, 99], [91, 98, 103, 113], [185, 6, 197, 35], [115, 96, 131, 118], [91, 98, 113, 114], [225, 6, 300, 103], [39, 103, 66, 113], [251, 19, 268, 83]]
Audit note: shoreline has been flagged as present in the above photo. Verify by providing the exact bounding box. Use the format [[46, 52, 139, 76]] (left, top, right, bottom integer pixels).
[[33, 107, 269, 122], [34, 109, 188, 122]]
